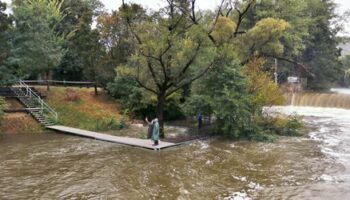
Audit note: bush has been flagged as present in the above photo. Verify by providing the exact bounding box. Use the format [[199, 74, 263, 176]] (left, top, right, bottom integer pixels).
[[257, 115, 303, 137], [243, 57, 285, 113], [95, 117, 129, 131], [0, 97, 7, 122]]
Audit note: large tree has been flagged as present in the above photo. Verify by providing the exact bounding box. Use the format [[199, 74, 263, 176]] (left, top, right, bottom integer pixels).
[[246, 0, 343, 89], [183, 1, 289, 139], [0, 1, 14, 86], [118, 0, 290, 137], [96, 6, 146, 85], [7, 0, 67, 90], [54, 0, 106, 83], [119, 1, 216, 136]]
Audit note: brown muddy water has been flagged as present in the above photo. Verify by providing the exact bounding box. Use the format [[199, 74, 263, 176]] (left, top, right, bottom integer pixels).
[[0, 106, 349, 199]]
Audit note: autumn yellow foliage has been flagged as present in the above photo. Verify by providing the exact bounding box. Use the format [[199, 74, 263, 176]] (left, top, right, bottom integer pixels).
[[244, 57, 285, 110], [212, 16, 236, 44]]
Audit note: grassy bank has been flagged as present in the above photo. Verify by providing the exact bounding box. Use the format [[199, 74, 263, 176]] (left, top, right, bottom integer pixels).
[[1, 113, 45, 134], [38, 87, 127, 131], [1, 87, 206, 142]]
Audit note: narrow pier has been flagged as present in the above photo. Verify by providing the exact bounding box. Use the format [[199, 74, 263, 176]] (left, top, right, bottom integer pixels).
[[47, 125, 178, 150]]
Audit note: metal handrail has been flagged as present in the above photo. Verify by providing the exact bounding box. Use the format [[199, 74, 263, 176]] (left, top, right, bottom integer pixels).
[[23, 80, 95, 84], [17, 80, 58, 121]]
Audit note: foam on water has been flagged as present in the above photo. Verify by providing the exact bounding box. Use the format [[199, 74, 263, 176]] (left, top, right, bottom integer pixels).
[[267, 106, 350, 183], [222, 191, 252, 200], [330, 88, 350, 95]]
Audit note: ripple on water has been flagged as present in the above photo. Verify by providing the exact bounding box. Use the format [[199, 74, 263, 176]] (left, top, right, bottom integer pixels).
[[0, 116, 341, 200]]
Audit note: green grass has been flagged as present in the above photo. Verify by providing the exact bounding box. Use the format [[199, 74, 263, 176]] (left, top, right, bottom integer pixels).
[[39, 87, 127, 131]]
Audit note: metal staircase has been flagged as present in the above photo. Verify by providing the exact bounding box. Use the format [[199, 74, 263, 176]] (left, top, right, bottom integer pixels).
[[11, 81, 58, 127]]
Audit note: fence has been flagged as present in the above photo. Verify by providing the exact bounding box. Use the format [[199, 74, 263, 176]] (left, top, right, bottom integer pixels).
[[23, 80, 96, 87], [23, 80, 98, 95]]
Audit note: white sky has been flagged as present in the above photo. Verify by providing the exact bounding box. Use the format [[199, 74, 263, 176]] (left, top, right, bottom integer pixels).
[[100, 0, 221, 11], [101, 0, 350, 36], [2, 0, 350, 35]]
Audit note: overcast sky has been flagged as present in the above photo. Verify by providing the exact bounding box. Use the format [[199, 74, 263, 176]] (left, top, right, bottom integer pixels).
[[2, 0, 350, 35]]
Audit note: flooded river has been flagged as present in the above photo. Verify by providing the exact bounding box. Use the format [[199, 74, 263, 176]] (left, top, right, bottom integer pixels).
[[1, 106, 350, 199]]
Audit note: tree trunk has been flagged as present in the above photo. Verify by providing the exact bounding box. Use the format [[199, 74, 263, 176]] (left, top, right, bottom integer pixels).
[[156, 93, 166, 138], [46, 71, 50, 91], [94, 83, 98, 96]]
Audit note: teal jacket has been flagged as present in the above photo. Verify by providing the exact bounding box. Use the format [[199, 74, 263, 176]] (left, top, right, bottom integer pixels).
[[152, 122, 160, 141]]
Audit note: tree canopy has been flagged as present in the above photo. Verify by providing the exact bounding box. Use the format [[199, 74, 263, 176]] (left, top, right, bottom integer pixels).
[[0, 0, 347, 139], [7, 0, 67, 87]]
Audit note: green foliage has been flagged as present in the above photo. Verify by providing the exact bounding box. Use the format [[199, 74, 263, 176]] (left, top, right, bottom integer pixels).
[[54, 0, 107, 83], [107, 76, 186, 120], [0, 1, 15, 86], [186, 57, 258, 139], [235, 17, 290, 61], [7, 0, 67, 78], [107, 76, 152, 117], [243, 57, 285, 112], [0, 97, 6, 122], [212, 87, 257, 139], [182, 94, 212, 116], [95, 117, 128, 131], [95, 4, 146, 86], [248, 0, 343, 89], [257, 115, 303, 137]]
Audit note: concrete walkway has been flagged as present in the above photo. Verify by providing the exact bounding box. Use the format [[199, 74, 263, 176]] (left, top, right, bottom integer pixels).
[[47, 125, 178, 150]]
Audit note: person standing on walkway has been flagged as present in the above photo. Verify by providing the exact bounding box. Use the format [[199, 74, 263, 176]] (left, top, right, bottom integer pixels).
[[152, 118, 160, 146], [145, 117, 154, 139], [198, 112, 203, 129]]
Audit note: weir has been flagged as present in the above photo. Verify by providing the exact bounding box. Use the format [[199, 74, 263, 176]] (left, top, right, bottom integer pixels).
[[285, 92, 350, 109]]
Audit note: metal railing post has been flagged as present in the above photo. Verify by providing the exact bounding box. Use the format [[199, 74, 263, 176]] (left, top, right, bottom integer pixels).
[[41, 99, 44, 113], [17, 80, 58, 123]]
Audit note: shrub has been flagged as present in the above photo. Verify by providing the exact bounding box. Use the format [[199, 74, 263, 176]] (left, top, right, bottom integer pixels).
[[256, 114, 303, 137], [0, 97, 7, 123], [95, 117, 129, 131], [243, 57, 285, 113]]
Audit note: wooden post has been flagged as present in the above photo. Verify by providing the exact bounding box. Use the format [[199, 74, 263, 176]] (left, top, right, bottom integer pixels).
[[46, 72, 50, 91], [94, 83, 98, 96]]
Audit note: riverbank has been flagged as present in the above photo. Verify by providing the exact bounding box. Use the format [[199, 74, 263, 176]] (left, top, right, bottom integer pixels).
[[36, 87, 125, 131], [0, 112, 45, 134], [0, 87, 210, 143]]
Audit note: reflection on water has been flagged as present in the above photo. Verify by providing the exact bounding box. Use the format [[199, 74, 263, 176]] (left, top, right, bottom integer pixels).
[[1, 106, 349, 199]]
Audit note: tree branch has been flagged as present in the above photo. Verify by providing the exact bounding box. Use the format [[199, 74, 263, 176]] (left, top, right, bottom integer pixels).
[[121, 3, 143, 45], [166, 62, 213, 97], [261, 53, 316, 77], [135, 78, 158, 94], [180, 43, 202, 77], [135, 64, 158, 94], [166, 42, 202, 89], [189, 0, 197, 24], [159, 40, 172, 80], [139, 50, 163, 87], [233, 1, 253, 38], [208, 0, 225, 45]]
